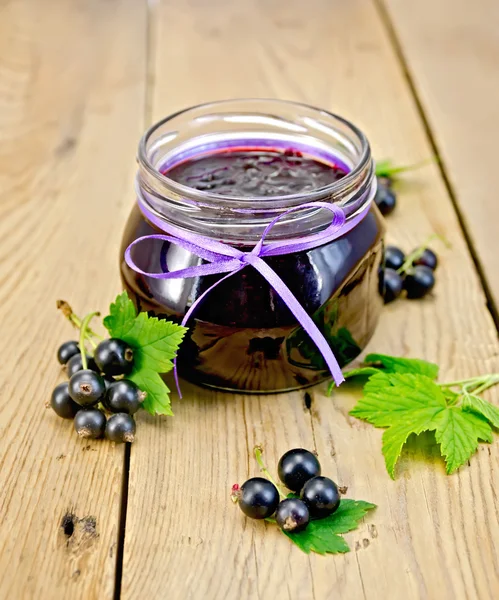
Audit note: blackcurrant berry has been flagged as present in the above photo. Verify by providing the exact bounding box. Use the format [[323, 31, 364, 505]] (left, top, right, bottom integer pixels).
[[50, 382, 79, 419], [66, 353, 97, 377], [300, 476, 341, 518], [57, 341, 80, 365], [404, 265, 435, 299], [275, 498, 310, 532], [237, 478, 279, 519], [94, 338, 134, 376], [413, 248, 438, 271], [105, 413, 136, 443], [383, 268, 404, 304], [104, 380, 144, 414], [277, 448, 321, 492], [68, 370, 106, 407], [384, 246, 405, 271], [103, 376, 115, 391], [377, 175, 393, 189], [375, 185, 397, 216], [74, 408, 106, 439]]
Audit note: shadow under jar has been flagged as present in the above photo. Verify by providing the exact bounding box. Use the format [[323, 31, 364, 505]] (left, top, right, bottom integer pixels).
[[121, 99, 385, 393]]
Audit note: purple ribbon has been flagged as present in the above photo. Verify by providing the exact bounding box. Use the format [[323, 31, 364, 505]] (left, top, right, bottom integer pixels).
[[125, 190, 371, 396]]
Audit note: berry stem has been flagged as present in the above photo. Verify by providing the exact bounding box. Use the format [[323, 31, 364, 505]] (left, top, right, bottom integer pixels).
[[439, 373, 499, 405], [57, 300, 103, 344], [254, 446, 287, 499], [439, 374, 492, 389], [79, 312, 100, 370], [397, 233, 449, 275], [470, 375, 499, 396], [375, 157, 436, 179]]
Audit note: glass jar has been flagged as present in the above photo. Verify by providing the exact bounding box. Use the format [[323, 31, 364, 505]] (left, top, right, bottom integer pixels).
[[120, 99, 384, 393]]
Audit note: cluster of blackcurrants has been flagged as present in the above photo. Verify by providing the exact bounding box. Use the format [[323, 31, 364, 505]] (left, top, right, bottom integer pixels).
[[374, 169, 440, 303], [233, 449, 340, 533], [49, 338, 144, 443], [382, 245, 438, 304]]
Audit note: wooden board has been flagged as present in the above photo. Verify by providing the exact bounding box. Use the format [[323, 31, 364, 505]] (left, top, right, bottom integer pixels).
[[121, 1, 499, 599], [380, 0, 499, 315], [0, 0, 146, 598], [2, 0, 499, 598]]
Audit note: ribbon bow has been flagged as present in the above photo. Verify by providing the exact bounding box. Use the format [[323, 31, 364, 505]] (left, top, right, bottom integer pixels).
[[125, 194, 371, 396]]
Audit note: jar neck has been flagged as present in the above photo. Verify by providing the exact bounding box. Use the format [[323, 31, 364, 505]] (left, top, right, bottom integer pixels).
[[136, 102, 376, 244]]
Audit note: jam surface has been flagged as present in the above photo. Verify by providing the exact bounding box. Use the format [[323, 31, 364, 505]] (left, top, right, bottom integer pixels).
[[164, 148, 347, 197], [122, 146, 384, 393]]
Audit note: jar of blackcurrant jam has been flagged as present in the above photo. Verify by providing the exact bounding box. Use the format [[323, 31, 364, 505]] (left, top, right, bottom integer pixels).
[[121, 99, 384, 393]]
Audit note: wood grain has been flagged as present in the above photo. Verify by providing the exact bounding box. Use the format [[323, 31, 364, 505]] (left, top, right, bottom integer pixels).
[[380, 0, 499, 314], [2, 0, 499, 599], [0, 0, 146, 598], [121, 1, 499, 599]]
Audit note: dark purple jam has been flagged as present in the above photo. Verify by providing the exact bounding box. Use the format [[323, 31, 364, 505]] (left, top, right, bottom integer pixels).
[[164, 147, 347, 196], [121, 146, 384, 392]]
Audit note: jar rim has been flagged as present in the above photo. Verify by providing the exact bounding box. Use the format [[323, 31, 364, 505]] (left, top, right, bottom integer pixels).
[[137, 98, 373, 213]]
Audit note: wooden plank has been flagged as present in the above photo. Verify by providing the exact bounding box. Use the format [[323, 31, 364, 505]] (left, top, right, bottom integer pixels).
[[122, 0, 499, 598], [0, 1, 146, 598], [380, 0, 499, 314]]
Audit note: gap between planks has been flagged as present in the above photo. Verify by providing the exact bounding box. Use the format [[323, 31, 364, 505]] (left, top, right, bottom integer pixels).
[[373, 0, 499, 331], [114, 443, 131, 600], [113, 1, 157, 597]]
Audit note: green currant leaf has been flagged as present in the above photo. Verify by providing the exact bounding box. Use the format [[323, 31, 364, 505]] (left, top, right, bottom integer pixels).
[[442, 388, 461, 406], [338, 354, 439, 395], [350, 373, 445, 427], [375, 159, 395, 178], [363, 353, 439, 379], [375, 158, 434, 179], [328, 366, 381, 395], [120, 312, 187, 372], [433, 408, 492, 474], [462, 392, 499, 428], [350, 372, 493, 477], [102, 293, 187, 417], [284, 499, 376, 555], [128, 368, 173, 416], [103, 292, 137, 338], [382, 420, 434, 479], [344, 367, 382, 379]]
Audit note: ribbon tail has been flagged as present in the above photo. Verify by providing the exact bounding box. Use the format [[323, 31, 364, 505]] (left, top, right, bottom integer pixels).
[[173, 266, 245, 399], [249, 256, 345, 386]]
